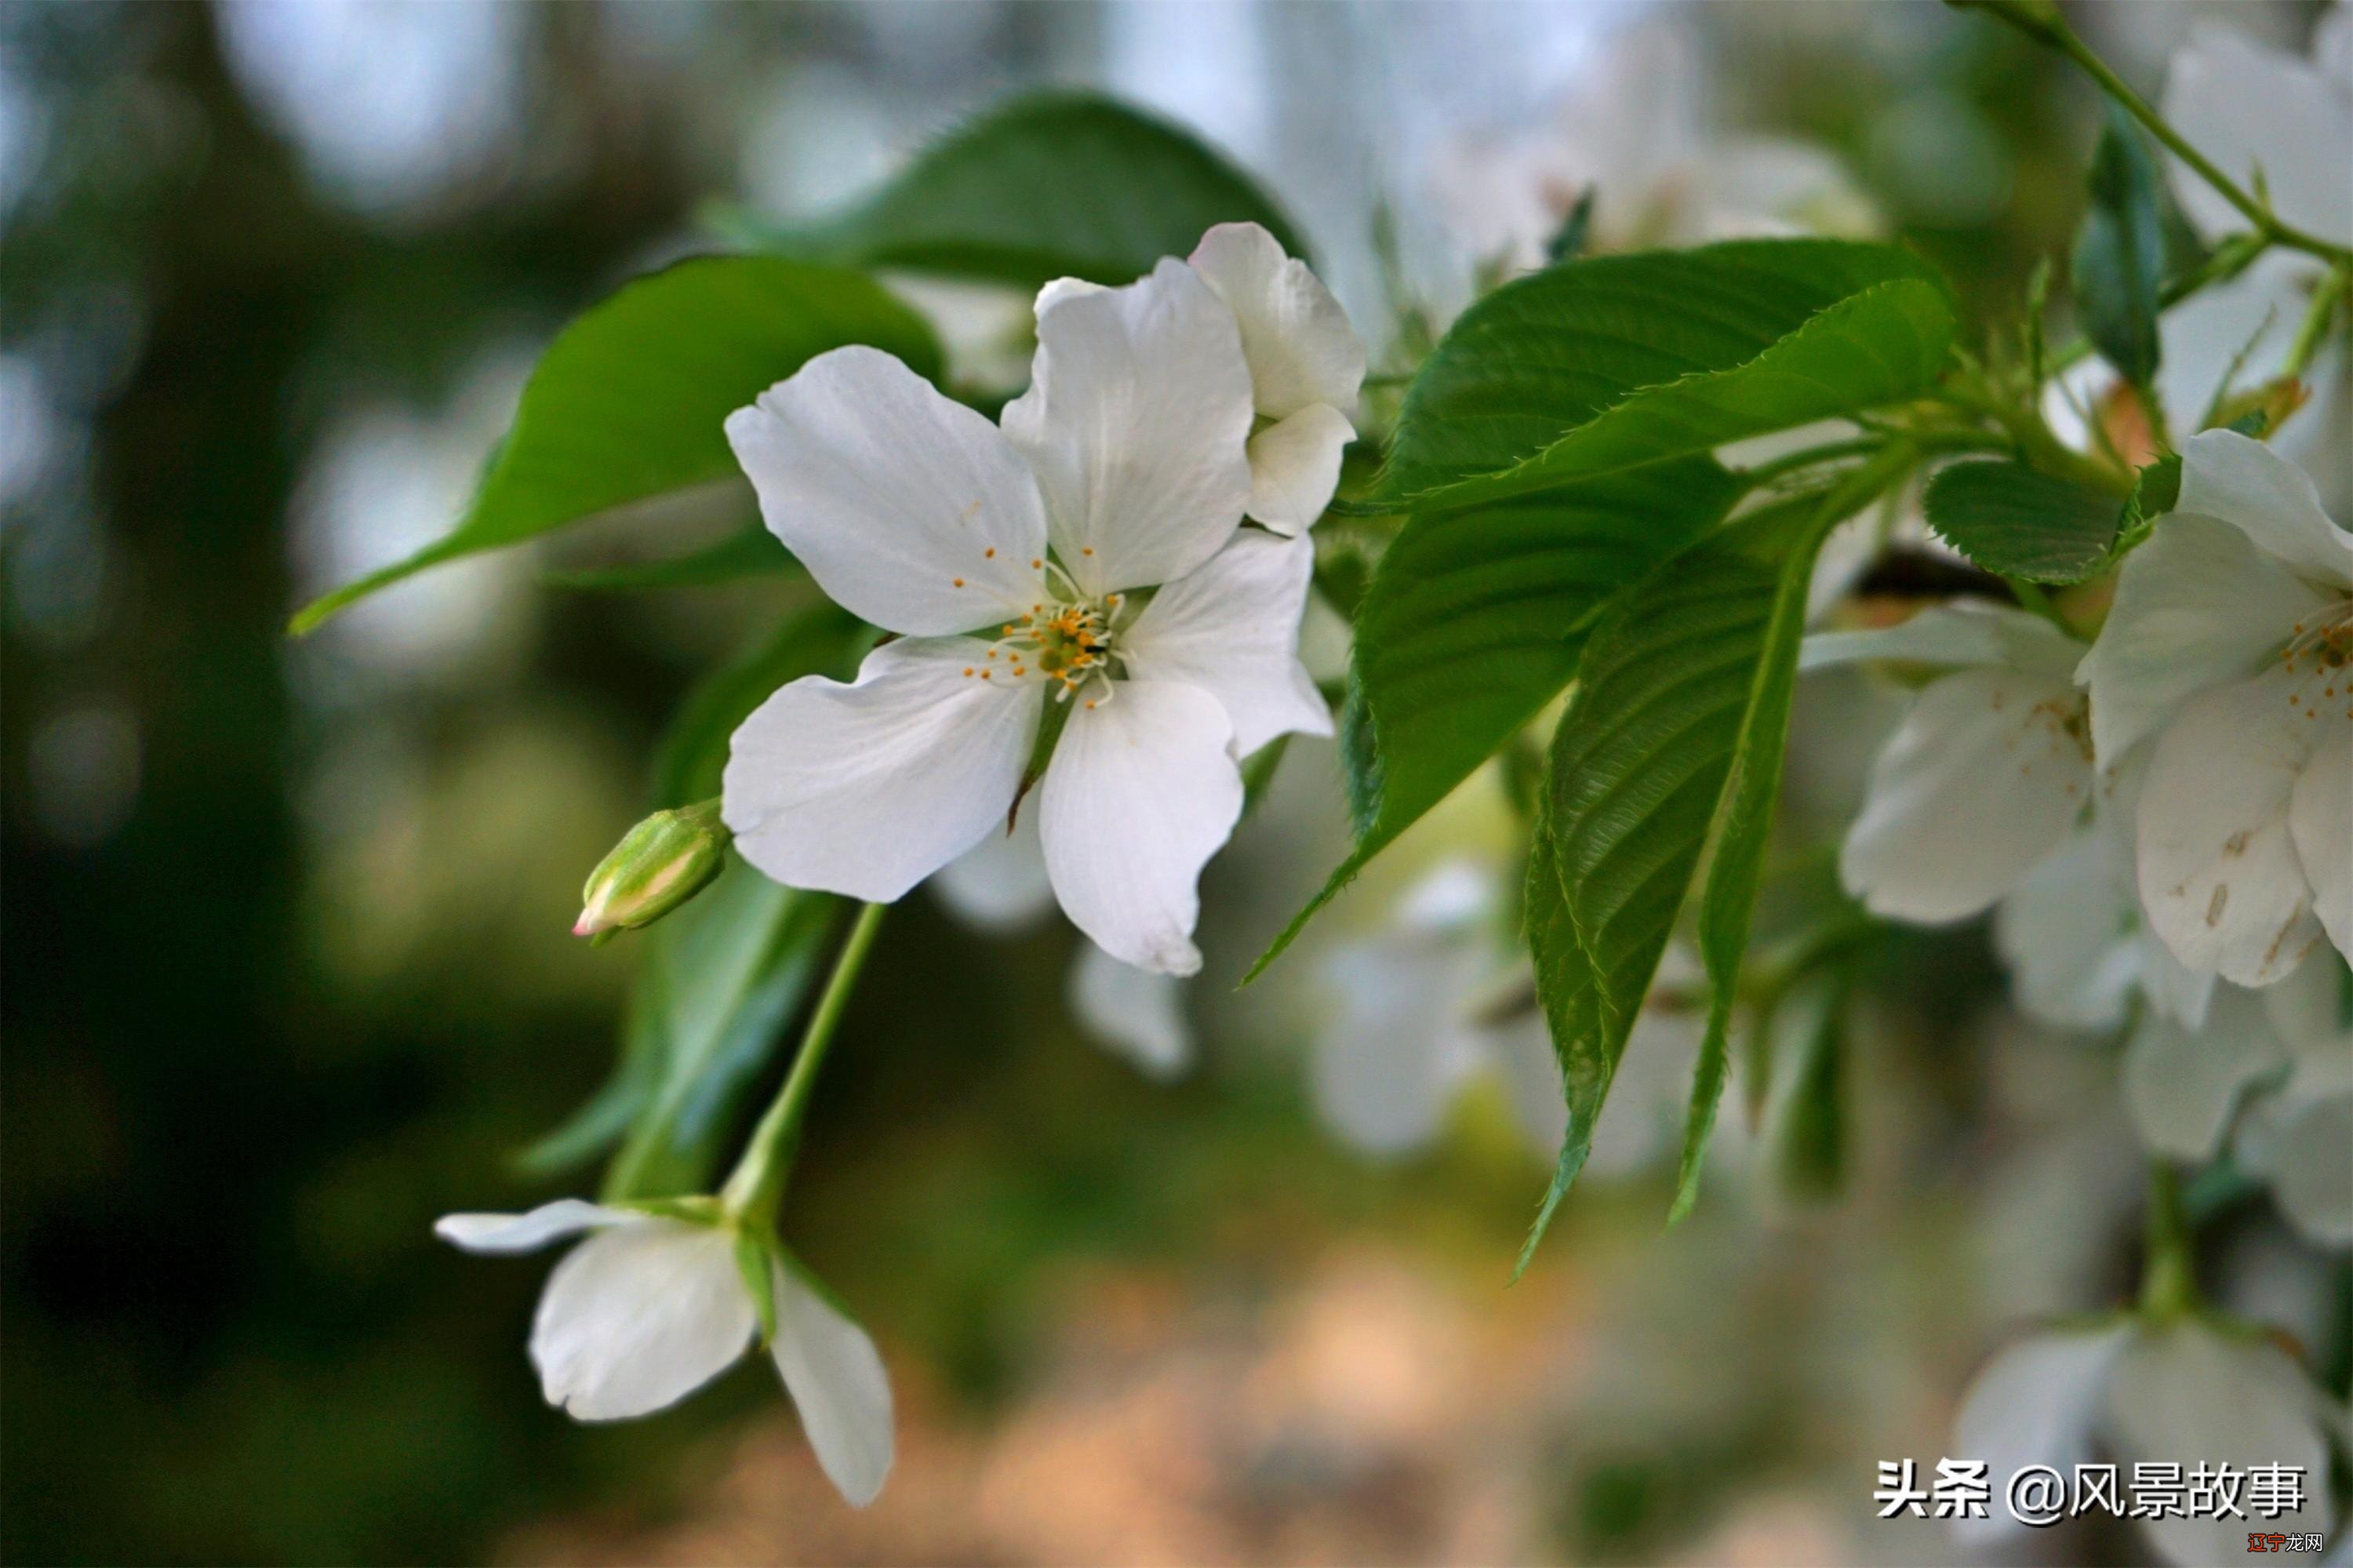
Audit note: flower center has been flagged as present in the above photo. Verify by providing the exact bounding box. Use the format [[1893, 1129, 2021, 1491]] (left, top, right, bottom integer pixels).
[[2278, 596, 2353, 722], [959, 557, 1133, 708]]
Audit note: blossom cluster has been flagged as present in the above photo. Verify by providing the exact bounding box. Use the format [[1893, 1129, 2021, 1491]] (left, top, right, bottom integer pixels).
[[438, 222, 1363, 1505]]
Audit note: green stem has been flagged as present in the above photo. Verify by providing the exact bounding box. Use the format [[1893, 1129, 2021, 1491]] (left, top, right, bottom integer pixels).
[[2004, 577, 2073, 634], [2024, 13, 2352, 267], [2282, 264, 2351, 380], [2139, 1161, 2198, 1319], [718, 900, 889, 1229], [1733, 427, 2006, 493]]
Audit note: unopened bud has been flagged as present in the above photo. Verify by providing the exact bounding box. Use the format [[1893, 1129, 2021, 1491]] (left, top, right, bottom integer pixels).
[[575, 802, 728, 939]]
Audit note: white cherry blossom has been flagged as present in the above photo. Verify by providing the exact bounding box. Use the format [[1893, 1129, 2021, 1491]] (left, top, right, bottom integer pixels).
[[435, 1201, 893, 1505], [722, 257, 1332, 975], [1953, 1314, 2338, 1564], [1804, 601, 2213, 1028], [1810, 606, 2093, 908], [2078, 431, 2352, 988], [1187, 223, 1366, 534], [1036, 223, 1365, 535]]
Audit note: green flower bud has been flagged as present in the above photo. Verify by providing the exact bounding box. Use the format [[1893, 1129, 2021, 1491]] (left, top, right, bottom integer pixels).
[[575, 801, 729, 939]]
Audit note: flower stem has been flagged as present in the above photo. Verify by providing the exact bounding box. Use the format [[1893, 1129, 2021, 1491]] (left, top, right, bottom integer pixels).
[[2010, 9, 2353, 267], [2282, 264, 2351, 380], [2139, 1161, 2198, 1319], [719, 900, 889, 1229]]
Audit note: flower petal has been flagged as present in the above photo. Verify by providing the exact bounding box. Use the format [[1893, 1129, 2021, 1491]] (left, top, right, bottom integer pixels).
[[2104, 1322, 2335, 1566], [1120, 530, 1332, 757], [1002, 258, 1255, 597], [725, 347, 1047, 635], [2288, 715, 2351, 963], [2178, 429, 2353, 588], [2162, 22, 2353, 249], [1994, 824, 2143, 1031], [1068, 940, 1192, 1079], [1951, 1324, 2131, 1541], [529, 1220, 755, 1421], [1038, 680, 1243, 975], [1841, 668, 2094, 922], [1243, 404, 1355, 535], [435, 1199, 639, 1253], [724, 637, 1039, 904], [1187, 222, 1366, 420], [1312, 934, 1481, 1155], [2122, 986, 2285, 1159], [2078, 515, 2332, 766], [1800, 601, 2082, 678], [930, 803, 1056, 934], [2242, 1093, 2353, 1246], [770, 1261, 894, 1508], [2137, 670, 2327, 987]]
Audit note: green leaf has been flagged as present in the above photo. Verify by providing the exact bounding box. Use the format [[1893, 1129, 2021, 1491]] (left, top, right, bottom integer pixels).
[[546, 526, 798, 592], [1247, 461, 1741, 978], [2071, 104, 2165, 389], [1672, 466, 1900, 1224], [601, 858, 838, 1202], [291, 257, 940, 633], [652, 604, 874, 808], [1518, 545, 1773, 1270], [1922, 459, 2121, 583], [1380, 238, 1957, 505], [745, 92, 1307, 289]]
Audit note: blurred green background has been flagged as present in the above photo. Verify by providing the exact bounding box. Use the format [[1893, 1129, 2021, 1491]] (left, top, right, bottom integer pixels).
[[2, 3, 2334, 1563]]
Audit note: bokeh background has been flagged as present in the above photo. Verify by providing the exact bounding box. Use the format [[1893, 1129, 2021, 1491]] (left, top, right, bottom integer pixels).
[[3, 2, 2342, 1564]]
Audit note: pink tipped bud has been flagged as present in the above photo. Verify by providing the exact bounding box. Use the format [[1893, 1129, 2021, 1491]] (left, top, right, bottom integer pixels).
[[576, 802, 729, 939]]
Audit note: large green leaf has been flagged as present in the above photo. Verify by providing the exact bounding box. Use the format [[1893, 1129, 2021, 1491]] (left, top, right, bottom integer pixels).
[[653, 602, 874, 808], [1922, 459, 2122, 583], [2072, 104, 2164, 389], [751, 92, 1307, 289], [1671, 468, 1899, 1223], [1517, 544, 1773, 1269], [1248, 460, 1741, 977], [599, 858, 838, 1201], [292, 257, 939, 632], [1380, 239, 1957, 505]]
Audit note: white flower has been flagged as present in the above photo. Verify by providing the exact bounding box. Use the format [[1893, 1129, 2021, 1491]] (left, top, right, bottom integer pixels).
[[1307, 859, 1715, 1175], [1038, 223, 1365, 536], [1189, 223, 1366, 536], [2079, 431, 2353, 988], [1820, 603, 2094, 924], [722, 257, 1332, 975], [435, 1200, 893, 1506], [1953, 1315, 2339, 1565], [1805, 601, 2214, 1028], [929, 807, 1195, 1079]]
